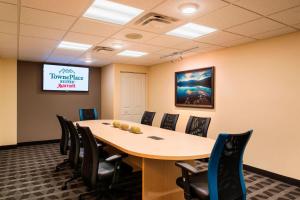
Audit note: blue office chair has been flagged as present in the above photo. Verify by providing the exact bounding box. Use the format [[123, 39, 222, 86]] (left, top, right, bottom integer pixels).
[[79, 108, 98, 121], [176, 130, 253, 200]]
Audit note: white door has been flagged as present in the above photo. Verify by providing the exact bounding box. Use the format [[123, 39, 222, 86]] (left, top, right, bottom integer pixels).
[[120, 72, 146, 122]]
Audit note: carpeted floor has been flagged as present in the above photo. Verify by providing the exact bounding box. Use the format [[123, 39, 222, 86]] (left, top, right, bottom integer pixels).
[[0, 143, 299, 200]]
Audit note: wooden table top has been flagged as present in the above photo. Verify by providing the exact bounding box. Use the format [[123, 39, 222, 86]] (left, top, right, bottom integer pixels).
[[76, 120, 215, 160]]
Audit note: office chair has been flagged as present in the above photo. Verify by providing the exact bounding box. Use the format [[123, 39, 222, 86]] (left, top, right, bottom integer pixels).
[[175, 130, 252, 200], [55, 115, 70, 171], [61, 120, 84, 190], [79, 108, 98, 121], [141, 111, 156, 126], [186, 116, 211, 137], [186, 116, 211, 163], [77, 125, 129, 200], [160, 113, 179, 131]]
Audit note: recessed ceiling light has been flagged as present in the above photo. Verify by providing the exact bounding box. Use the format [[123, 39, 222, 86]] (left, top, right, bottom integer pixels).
[[85, 59, 93, 63], [166, 23, 217, 39], [112, 43, 123, 49], [179, 3, 199, 15], [118, 50, 148, 57], [83, 0, 144, 25], [58, 41, 92, 51]]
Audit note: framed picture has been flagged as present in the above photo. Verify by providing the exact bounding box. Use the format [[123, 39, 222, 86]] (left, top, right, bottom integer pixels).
[[175, 67, 215, 108]]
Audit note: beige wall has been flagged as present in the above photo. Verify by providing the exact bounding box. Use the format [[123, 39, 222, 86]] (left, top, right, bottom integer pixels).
[[148, 32, 300, 179], [0, 58, 17, 146], [101, 64, 114, 119], [101, 63, 149, 119], [17, 61, 101, 143]]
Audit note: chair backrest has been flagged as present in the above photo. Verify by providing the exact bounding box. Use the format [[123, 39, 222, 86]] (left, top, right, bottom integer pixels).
[[185, 116, 211, 137], [66, 120, 81, 169], [79, 108, 98, 121], [208, 130, 253, 200], [160, 113, 179, 131], [77, 125, 99, 188], [56, 115, 69, 155], [141, 111, 156, 126]]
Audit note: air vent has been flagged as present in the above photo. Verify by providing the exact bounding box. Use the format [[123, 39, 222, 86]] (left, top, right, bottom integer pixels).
[[125, 33, 143, 39], [135, 12, 178, 27], [92, 46, 114, 52]]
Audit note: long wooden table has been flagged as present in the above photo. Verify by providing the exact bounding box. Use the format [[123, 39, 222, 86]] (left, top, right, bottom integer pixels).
[[77, 120, 215, 200]]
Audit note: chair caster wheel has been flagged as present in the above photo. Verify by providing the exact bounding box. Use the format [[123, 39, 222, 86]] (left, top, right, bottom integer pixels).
[[62, 185, 67, 190]]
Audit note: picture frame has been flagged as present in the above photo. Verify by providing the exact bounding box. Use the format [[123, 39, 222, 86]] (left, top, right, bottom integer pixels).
[[175, 67, 215, 108]]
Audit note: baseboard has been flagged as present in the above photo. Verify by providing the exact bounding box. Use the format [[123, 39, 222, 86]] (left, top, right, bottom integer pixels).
[[244, 164, 300, 187], [17, 139, 60, 146], [0, 139, 60, 150], [0, 144, 17, 150]]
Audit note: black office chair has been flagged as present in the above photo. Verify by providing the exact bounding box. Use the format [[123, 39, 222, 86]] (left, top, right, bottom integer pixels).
[[175, 130, 253, 200], [79, 108, 98, 121], [55, 115, 70, 171], [185, 116, 211, 137], [61, 120, 84, 190], [77, 125, 128, 200], [160, 113, 179, 131], [141, 111, 156, 126]]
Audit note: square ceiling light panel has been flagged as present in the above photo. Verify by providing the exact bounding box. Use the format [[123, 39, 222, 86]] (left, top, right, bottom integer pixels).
[[166, 23, 217, 39], [83, 0, 144, 25], [58, 41, 92, 51], [117, 50, 148, 57]]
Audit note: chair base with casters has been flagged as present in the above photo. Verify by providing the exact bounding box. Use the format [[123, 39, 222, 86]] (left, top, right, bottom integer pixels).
[[55, 158, 70, 172]]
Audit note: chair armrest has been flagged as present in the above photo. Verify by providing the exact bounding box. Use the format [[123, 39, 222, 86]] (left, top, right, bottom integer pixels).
[[105, 154, 122, 163], [175, 161, 200, 174]]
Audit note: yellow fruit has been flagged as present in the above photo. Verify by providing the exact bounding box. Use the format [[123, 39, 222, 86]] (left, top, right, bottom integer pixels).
[[130, 126, 141, 134], [113, 121, 121, 128], [120, 123, 129, 130]]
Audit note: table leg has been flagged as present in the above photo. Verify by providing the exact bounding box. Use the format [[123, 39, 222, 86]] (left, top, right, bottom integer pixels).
[[142, 158, 184, 200]]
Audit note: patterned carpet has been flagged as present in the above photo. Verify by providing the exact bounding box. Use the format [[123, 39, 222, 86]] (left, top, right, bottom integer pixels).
[[0, 143, 299, 200]]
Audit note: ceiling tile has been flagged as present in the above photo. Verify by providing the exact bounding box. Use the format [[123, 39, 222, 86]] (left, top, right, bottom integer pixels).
[[0, 21, 17, 34], [50, 48, 86, 57], [172, 40, 214, 50], [0, 2, 17, 22], [20, 24, 66, 40], [195, 31, 246, 46], [21, 0, 93, 17], [146, 35, 189, 48], [111, 0, 164, 10], [269, 6, 300, 26], [18, 50, 49, 62], [19, 36, 59, 59], [155, 47, 180, 56], [194, 5, 260, 29], [226, 18, 285, 36], [128, 43, 162, 53], [111, 28, 158, 43], [152, 0, 228, 20], [71, 18, 122, 37], [63, 32, 105, 45], [46, 52, 77, 64], [21, 7, 76, 30], [0, 0, 17, 4], [221, 37, 255, 47], [253, 26, 297, 39], [233, 0, 300, 15]]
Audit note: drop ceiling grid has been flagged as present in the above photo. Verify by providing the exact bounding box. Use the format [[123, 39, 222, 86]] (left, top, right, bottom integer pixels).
[[11, 0, 300, 66]]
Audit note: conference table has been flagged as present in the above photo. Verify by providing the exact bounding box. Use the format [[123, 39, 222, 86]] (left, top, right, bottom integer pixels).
[[77, 120, 215, 200]]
